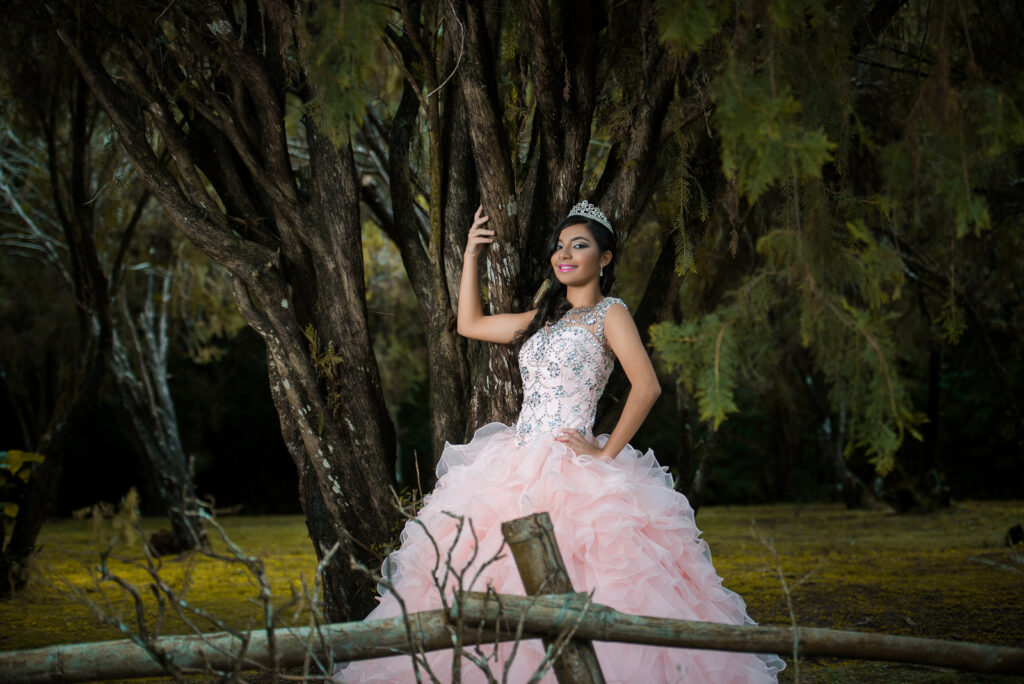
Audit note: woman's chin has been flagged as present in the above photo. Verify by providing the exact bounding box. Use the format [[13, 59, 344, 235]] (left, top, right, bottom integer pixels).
[[553, 271, 596, 287]]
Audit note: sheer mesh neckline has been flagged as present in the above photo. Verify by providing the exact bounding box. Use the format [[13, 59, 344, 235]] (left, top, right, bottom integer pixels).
[[567, 299, 605, 312]]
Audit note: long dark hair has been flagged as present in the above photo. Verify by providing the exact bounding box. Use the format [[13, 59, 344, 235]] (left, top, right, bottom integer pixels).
[[513, 215, 618, 347]]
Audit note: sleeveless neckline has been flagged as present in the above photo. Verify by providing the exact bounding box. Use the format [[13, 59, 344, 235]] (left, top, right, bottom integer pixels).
[[567, 297, 607, 312]]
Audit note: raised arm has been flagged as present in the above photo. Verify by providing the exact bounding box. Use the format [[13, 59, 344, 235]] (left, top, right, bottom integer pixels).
[[456, 206, 536, 344]]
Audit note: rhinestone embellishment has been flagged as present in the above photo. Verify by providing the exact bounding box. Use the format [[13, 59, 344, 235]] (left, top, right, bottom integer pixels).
[[514, 297, 626, 445]]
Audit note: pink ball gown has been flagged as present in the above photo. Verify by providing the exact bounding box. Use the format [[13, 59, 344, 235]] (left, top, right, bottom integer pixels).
[[335, 298, 784, 682]]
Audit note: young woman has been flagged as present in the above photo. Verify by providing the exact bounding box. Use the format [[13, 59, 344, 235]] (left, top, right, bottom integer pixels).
[[335, 202, 784, 682]]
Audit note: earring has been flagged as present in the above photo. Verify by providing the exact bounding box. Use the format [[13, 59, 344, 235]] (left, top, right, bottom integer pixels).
[[600, 267, 604, 277]]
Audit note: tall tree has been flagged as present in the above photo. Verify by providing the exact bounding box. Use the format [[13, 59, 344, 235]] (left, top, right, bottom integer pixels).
[[650, 0, 1024, 508], [111, 264, 210, 553], [357, 0, 689, 456], [0, 57, 123, 593], [51, 2, 399, 620], [54, 0, 694, 615], [0, 57, 209, 592]]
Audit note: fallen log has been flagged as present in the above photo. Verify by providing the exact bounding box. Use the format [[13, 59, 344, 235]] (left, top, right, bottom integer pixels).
[[3, 589, 1024, 682], [0, 609, 459, 683], [5, 509, 1024, 682], [452, 590, 1024, 676]]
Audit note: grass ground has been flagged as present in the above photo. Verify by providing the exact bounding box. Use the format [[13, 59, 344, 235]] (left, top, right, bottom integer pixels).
[[700, 501, 1024, 683], [0, 500, 1021, 682]]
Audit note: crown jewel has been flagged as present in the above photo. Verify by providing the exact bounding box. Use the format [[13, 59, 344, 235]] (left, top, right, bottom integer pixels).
[[567, 200, 613, 234]]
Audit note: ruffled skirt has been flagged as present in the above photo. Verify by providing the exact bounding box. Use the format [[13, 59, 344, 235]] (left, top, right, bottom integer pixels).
[[334, 423, 784, 683]]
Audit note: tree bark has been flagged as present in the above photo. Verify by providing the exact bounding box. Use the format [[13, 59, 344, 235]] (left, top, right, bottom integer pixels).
[[447, 0, 523, 425]]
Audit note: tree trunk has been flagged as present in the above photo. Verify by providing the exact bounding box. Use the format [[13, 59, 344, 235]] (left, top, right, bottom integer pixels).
[[688, 420, 719, 514], [819, 402, 874, 509], [675, 381, 695, 492], [227, 130, 401, 621], [111, 272, 207, 553], [0, 76, 115, 597], [0, 333, 106, 596], [358, 30, 477, 471]]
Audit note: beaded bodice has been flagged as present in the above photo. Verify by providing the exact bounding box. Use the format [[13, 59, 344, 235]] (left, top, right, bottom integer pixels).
[[514, 297, 625, 445]]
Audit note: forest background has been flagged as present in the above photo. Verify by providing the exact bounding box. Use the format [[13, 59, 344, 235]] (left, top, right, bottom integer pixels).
[[0, 0, 1022, 626]]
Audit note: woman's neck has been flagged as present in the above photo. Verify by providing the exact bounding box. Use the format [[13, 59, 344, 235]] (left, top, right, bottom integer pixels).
[[565, 285, 604, 310]]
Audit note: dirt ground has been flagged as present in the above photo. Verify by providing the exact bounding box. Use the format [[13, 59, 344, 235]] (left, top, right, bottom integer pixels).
[[0, 500, 1020, 682]]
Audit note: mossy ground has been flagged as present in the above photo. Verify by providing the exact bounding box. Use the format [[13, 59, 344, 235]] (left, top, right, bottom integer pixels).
[[700, 500, 1023, 682], [1, 500, 1021, 682]]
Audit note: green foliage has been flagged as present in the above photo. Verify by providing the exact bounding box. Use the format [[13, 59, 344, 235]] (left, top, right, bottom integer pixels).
[[299, 2, 396, 143], [651, 0, 1024, 482], [173, 242, 246, 364], [361, 221, 427, 420], [652, 274, 777, 430], [935, 295, 967, 345], [304, 323, 344, 436], [657, 0, 729, 56], [878, 82, 1024, 239], [656, 193, 920, 472], [304, 324, 344, 383], [713, 63, 836, 201], [666, 134, 705, 276], [0, 450, 44, 529]]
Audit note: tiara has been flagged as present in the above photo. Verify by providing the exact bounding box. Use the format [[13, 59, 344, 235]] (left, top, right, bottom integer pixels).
[[567, 200, 614, 234]]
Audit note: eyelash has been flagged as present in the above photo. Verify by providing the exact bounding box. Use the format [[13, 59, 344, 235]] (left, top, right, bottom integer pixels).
[[555, 243, 588, 250]]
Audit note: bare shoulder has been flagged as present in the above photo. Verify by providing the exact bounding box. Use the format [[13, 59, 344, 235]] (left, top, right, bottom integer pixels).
[[603, 299, 656, 382], [604, 299, 641, 348], [604, 299, 635, 331]]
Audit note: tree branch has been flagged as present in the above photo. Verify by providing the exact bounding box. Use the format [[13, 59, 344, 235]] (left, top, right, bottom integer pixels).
[[386, 75, 435, 315], [853, 0, 909, 55], [193, 1, 298, 205], [109, 187, 152, 296], [446, 1, 515, 206], [526, 0, 563, 163], [57, 28, 271, 278], [595, 47, 681, 237]]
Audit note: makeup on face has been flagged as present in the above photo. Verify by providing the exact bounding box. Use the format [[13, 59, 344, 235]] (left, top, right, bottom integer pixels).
[[551, 224, 604, 283]]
